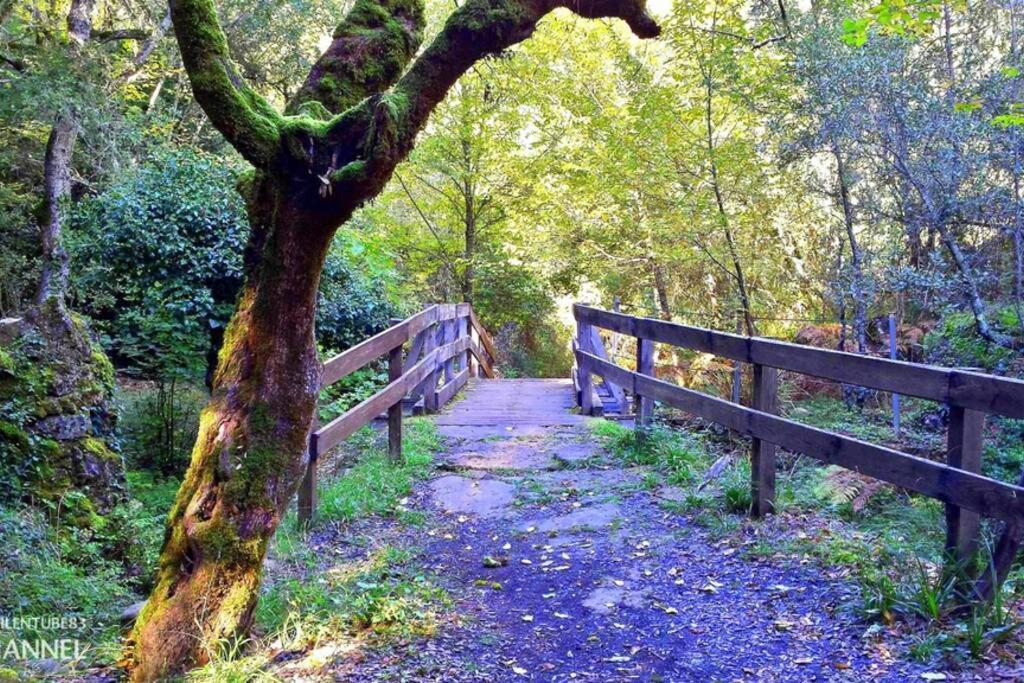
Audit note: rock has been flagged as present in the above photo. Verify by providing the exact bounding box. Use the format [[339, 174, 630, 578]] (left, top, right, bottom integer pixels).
[[427, 475, 515, 517], [0, 318, 21, 345], [583, 583, 647, 613], [552, 443, 601, 466], [448, 440, 557, 471], [120, 600, 146, 627], [482, 555, 509, 568], [520, 502, 621, 534], [31, 659, 62, 675], [35, 414, 90, 440]]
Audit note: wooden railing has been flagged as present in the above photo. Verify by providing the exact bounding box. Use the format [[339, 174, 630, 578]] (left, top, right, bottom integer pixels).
[[573, 303, 1024, 600], [298, 303, 496, 524]]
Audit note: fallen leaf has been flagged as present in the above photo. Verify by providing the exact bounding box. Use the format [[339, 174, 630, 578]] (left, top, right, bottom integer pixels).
[[482, 555, 508, 568]]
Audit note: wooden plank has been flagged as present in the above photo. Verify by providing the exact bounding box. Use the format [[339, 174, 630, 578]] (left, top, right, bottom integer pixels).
[[578, 321, 594, 416], [468, 323, 479, 377], [314, 349, 437, 453], [297, 438, 318, 527], [442, 318, 457, 383], [436, 368, 470, 407], [750, 364, 778, 517], [458, 315, 469, 373], [469, 338, 494, 378], [423, 324, 442, 413], [388, 345, 403, 464], [635, 337, 654, 425], [322, 305, 437, 386], [589, 326, 626, 412], [575, 350, 1024, 526], [469, 307, 498, 364], [434, 336, 471, 365], [407, 327, 428, 365], [946, 407, 984, 564], [573, 304, 1024, 418], [437, 303, 461, 321]]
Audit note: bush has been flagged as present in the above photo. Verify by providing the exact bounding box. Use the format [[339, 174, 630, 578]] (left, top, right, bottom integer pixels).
[[70, 152, 401, 381], [69, 149, 248, 380], [317, 231, 401, 355]]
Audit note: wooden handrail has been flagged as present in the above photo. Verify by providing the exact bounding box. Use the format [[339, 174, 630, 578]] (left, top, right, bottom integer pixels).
[[574, 304, 1024, 419], [322, 305, 439, 386], [298, 303, 495, 525], [577, 349, 1024, 525], [573, 303, 1024, 601]]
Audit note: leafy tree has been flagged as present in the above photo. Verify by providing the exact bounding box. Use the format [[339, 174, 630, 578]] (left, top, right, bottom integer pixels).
[[126, 0, 661, 677]]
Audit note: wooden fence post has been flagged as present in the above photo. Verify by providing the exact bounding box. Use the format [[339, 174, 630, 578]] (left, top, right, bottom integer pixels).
[[635, 337, 654, 429], [441, 318, 457, 384], [946, 406, 984, 566], [731, 318, 743, 404], [458, 314, 469, 373], [423, 323, 441, 414], [750, 364, 778, 517], [298, 435, 318, 526], [388, 344, 403, 463], [578, 319, 593, 415]]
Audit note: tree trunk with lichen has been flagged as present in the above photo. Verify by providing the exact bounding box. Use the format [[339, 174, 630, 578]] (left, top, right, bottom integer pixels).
[[126, 179, 331, 678], [128, 0, 659, 678]]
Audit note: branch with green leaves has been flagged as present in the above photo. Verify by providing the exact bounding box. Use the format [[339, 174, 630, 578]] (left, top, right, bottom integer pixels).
[[169, 0, 660, 211]]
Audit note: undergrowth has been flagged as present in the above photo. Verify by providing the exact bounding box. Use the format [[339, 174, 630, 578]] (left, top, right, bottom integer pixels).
[[0, 470, 178, 671], [590, 400, 1024, 664]]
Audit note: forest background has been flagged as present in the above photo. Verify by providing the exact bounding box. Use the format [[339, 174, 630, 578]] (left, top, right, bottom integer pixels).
[[5, 0, 1024, 675]]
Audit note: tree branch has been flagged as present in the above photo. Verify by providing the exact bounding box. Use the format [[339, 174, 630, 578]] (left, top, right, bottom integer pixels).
[[169, 0, 281, 167], [286, 0, 425, 117], [116, 9, 172, 84], [93, 28, 150, 42], [311, 0, 659, 207]]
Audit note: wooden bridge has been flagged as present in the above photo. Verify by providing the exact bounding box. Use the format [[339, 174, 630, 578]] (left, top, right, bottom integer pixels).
[[300, 301, 1024, 602]]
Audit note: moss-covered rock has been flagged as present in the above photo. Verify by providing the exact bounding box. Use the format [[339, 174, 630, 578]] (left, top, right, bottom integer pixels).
[[0, 306, 125, 519]]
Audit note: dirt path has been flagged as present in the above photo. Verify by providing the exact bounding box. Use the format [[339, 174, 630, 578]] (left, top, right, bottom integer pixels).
[[320, 379, 931, 681]]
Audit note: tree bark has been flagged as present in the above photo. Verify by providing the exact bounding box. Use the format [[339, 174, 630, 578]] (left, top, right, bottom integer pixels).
[[701, 30, 755, 336], [652, 261, 672, 320], [127, 179, 333, 680], [66, 0, 96, 44], [462, 139, 476, 303], [833, 145, 867, 354], [34, 114, 77, 310]]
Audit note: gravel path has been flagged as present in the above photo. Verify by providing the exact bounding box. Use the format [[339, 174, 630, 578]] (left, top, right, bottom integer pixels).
[[315, 380, 935, 682]]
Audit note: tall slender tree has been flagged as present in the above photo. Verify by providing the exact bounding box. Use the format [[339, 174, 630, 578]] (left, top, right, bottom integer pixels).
[[127, 0, 660, 678]]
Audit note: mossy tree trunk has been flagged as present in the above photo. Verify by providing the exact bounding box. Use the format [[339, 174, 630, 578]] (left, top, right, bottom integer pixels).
[[129, 0, 659, 678], [127, 185, 332, 679]]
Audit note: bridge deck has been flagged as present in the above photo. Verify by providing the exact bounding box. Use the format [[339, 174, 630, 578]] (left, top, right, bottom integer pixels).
[[434, 378, 589, 428]]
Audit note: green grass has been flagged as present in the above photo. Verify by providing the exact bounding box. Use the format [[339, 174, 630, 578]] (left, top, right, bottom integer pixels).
[[0, 506, 134, 668], [590, 419, 705, 485], [255, 545, 450, 644], [314, 418, 438, 524]]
